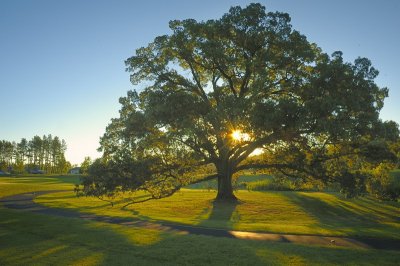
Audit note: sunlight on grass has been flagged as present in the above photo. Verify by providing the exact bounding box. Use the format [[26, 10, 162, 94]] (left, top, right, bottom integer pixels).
[[31, 245, 68, 260], [35, 189, 400, 239], [36, 189, 217, 224], [2, 175, 399, 239], [0, 175, 78, 198], [288, 192, 400, 238], [297, 192, 399, 219], [2, 175, 400, 265], [232, 192, 319, 232], [69, 253, 104, 266], [88, 222, 163, 246], [0, 207, 168, 265], [256, 249, 307, 266]]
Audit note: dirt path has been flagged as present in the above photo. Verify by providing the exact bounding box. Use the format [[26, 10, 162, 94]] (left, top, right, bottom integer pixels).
[[1, 190, 399, 251]]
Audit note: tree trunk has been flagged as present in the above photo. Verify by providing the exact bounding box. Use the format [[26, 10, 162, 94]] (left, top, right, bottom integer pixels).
[[216, 171, 237, 201]]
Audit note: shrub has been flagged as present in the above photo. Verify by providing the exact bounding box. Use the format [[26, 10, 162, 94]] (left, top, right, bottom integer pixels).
[[245, 178, 293, 191], [366, 165, 400, 201]]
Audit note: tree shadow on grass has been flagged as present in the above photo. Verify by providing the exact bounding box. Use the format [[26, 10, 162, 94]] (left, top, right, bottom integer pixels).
[[197, 199, 240, 229], [284, 192, 400, 239], [2, 206, 399, 266], [0, 207, 268, 266], [37, 192, 151, 211], [355, 197, 400, 221], [35, 191, 237, 233]]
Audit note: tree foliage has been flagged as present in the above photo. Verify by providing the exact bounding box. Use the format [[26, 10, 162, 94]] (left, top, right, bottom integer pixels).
[[80, 156, 93, 175], [79, 3, 399, 202]]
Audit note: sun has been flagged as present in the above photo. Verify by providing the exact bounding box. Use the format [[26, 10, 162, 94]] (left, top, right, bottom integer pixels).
[[231, 130, 250, 142], [231, 130, 242, 141]]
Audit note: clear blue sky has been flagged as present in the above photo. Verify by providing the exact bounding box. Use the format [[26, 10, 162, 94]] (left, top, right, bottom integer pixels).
[[1, 0, 399, 165]]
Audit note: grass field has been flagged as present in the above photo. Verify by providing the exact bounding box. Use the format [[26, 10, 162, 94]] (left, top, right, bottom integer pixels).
[[1, 175, 400, 265], [0, 175, 79, 197], [37, 188, 400, 239]]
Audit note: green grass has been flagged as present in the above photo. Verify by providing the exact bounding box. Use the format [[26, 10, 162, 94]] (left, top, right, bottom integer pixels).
[[188, 174, 318, 192], [1, 175, 400, 265], [36, 189, 400, 239], [245, 178, 293, 191], [0, 174, 79, 197], [187, 174, 272, 190], [390, 169, 400, 176], [1, 207, 400, 266]]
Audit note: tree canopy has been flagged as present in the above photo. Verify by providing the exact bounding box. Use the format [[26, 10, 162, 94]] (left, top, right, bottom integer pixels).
[[79, 3, 399, 202]]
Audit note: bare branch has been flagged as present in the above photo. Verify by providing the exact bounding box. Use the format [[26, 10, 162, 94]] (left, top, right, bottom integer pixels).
[[97, 196, 115, 207]]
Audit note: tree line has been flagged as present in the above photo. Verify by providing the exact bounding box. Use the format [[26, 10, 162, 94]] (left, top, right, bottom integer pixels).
[[0, 135, 71, 174]]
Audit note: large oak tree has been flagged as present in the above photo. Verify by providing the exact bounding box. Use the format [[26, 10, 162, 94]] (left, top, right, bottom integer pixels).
[[81, 4, 397, 202]]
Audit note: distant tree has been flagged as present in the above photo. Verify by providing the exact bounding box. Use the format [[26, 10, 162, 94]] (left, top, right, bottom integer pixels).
[[0, 135, 70, 174], [42, 135, 50, 171], [3, 141, 14, 167], [16, 138, 28, 164], [80, 156, 92, 174], [50, 137, 68, 173], [79, 3, 398, 202], [31, 136, 43, 167], [0, 140, 14, 170]]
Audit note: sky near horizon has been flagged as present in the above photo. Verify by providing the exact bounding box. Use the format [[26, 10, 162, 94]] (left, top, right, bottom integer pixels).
[[1, 0, 399, 165]]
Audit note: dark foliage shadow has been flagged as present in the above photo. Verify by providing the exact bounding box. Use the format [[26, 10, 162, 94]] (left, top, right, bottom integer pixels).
[[284, 192, 400, 238], [197, 199, 240, 230]]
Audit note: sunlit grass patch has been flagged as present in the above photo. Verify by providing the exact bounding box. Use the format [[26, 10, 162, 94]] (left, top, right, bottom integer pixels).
[[37, 189, 216, 224], [256, 249, 307, 266], [87, 221, 163, 246], [35, 189, 400, 239], [0, 175, 78, 198], [2, 207, 399, 266], [2, 174, 400, 265]]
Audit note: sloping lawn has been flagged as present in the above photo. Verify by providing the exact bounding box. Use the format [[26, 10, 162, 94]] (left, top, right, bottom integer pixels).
[[1, 175, 400, 265], [1, 206, 400, 266], [36, 189, 400, 239]]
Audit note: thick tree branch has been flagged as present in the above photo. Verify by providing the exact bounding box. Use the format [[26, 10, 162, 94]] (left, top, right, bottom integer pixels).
[[158, 71, 204, 99], [231, 132, 278, 166], [215, 63, 238, 98], [239, 65, 251, 98], [186, 60, 210, 103]]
